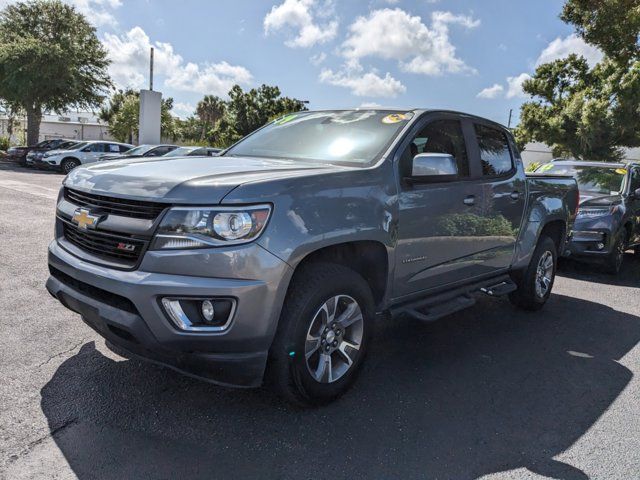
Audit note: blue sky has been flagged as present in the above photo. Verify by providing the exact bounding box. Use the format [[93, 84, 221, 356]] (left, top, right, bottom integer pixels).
[[13, 0, 604, 126]]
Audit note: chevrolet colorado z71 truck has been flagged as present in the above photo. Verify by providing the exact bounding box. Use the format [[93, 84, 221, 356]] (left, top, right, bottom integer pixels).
[[46, 110, 578, 405]]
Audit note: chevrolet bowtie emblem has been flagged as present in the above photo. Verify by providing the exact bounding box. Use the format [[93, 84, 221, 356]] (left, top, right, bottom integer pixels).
[[72, 208, 103, 230]]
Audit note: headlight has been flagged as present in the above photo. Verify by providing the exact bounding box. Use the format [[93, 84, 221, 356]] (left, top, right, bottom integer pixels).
[[152, 205, 271, 249], [577, 207, 613, 218]]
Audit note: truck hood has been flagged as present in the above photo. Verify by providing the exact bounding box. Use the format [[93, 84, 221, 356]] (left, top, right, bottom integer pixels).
[[579, 192, 622, 207], [64, 155, 342, 203]]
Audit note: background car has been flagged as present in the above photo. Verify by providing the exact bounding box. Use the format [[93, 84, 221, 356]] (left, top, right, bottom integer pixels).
[[37, 140, 133, 173], [535, 160, 640, 273], [26, 139, 77, 167], [99, 144, 178, 162], [162, 146, 221, 157], [7, 138, 75, 166]]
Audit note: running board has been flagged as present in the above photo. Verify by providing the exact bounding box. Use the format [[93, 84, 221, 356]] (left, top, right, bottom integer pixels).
[[391, 274, 517, 323], [398, 294, 476, 323], [480, 279, 517, 297]]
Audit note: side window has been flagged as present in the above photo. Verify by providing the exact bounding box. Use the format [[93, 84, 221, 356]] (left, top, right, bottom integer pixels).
[[84, 143, 105, 153], [107, 144, 120, 153], [475, 124, 513, 176], [119, 145, 131, 153], [151, 146, 172, 156], [401, 119, 470, 179]]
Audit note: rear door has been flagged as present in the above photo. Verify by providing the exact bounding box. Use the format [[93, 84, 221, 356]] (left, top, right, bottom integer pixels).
[[393, 114, 487, 297], [468, 121, 526, 272]]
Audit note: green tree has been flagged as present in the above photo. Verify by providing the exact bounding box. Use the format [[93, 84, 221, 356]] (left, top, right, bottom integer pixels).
[[516, 0, 640, 161], [102, 91, 177, 143], [210, 84, 307, 147], [0, 0, 111, 145], [196, 95, 226, 141]]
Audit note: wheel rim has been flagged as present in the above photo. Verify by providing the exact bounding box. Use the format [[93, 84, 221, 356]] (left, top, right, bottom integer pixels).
[[535, 251, 554, 298], [304, 294, 364, 384], [63, 162, 75, 173]]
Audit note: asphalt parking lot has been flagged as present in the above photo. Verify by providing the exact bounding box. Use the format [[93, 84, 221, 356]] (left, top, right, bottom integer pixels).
[[0, 160, 639, 480]]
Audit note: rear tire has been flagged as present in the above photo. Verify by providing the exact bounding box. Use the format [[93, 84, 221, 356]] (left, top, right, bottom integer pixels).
[[61, 158, 80, 174], [267, 262, 374, 407], [509, 235, 557, 311]]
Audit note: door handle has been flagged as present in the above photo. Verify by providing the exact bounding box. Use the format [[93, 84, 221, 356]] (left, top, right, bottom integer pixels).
[[463, 195, 476, 206], [510, 191, 520, 200]]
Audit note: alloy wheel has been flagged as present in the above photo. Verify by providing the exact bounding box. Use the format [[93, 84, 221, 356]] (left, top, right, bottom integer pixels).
[[304, 294, 364, 384], [535, 250, 554, 298]]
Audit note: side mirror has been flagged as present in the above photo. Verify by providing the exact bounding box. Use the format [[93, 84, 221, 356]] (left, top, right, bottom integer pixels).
[[409, 153, 458, 182]]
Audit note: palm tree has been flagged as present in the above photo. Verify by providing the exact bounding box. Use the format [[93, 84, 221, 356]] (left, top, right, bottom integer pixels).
[[196, 95, 226, 141]]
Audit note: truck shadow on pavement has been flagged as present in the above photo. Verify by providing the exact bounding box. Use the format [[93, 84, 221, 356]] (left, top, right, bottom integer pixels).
[[40, 293, 639, 480]]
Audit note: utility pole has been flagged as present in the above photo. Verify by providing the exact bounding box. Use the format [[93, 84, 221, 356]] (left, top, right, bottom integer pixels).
[[149, 47, 154, 91], [507, 109, 513, 129]]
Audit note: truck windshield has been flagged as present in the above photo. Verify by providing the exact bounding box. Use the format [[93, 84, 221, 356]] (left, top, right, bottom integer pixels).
[[223, 110, 414, 165], [538, 164, 626, 195]]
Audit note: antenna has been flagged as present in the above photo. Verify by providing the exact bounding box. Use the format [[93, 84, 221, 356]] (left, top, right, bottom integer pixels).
[[149, 47, 154, 91]]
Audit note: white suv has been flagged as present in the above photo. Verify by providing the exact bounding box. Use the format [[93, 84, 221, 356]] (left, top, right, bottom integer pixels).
[[39, 140, 133, 174]]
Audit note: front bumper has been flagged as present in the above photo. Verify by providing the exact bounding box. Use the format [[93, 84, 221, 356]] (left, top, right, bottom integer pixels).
[[564, 217, 615, 259], [46, 239, 294, 387]]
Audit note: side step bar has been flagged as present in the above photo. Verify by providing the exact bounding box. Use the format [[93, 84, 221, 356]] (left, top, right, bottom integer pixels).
[[392, 275, 518, 323]]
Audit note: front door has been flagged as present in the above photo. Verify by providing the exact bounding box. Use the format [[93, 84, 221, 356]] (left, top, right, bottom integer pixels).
[[393, 116, 486, 298]]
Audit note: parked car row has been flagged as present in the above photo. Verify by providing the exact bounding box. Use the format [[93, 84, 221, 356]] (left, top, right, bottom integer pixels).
[[6, 139, 221, 174]]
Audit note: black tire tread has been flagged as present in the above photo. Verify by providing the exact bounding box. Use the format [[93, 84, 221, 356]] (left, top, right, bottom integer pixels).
[[267, 262, 374, 407]]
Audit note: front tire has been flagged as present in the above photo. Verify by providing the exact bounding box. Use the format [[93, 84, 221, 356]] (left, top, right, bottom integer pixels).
[[605, 234, 625, 275], [61, 158, 80, 174], [267, 262, 374, 406], [509, 235, 557, 311]]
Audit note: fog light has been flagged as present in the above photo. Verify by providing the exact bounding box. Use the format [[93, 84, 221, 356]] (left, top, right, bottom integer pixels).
[[596, 242, 605, 250], [201, 300, 215, 322]]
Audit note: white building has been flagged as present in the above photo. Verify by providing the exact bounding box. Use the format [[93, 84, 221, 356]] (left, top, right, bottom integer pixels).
[[0, 110, 115, 144], [521, 142, 640, 167]]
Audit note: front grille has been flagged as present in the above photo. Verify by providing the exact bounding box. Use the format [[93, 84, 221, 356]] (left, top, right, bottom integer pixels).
[[64, 188, 167, 220], [62, 219, 146, 266]]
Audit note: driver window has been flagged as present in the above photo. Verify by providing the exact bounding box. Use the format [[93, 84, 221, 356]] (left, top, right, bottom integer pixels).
[[401, 119, 470, 179]]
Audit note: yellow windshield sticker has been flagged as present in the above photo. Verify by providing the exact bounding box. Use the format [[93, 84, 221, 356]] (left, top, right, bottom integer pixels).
[[615, 168, 627, 175], [274, 114, 298, 125], [537, 163, 554, 172], [382, 113, 412, 124]]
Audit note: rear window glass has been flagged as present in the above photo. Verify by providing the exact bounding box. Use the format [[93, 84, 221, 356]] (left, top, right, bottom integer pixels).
[[475, 124, 513, 176]]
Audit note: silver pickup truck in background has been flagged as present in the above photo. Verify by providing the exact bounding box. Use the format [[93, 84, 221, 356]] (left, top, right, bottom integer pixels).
[[46, 109, 578, 405]]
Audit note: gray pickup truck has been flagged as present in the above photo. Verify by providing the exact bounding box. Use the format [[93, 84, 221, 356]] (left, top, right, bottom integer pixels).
[[46, 109, 578, 405]]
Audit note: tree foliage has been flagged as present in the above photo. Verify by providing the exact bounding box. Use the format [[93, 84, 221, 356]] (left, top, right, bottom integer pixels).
[[0, 0, 111, 145], [182, 84, 307, 148], [516, 0, 640, 161], [100, 90, 176, 143]]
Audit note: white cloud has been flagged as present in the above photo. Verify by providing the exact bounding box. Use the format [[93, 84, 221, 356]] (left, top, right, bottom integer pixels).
[[477, 83, 504, 99], [264, 0, 338, 48], [102, 27, 252, 95], [166, 61, 252, 94], [359, 102, 382, 108], [341, 8, 479, 76], [310, 52, 327, 65], [506, 73, 531, 99], [171, 102, 195, 119], [535, 33, 603, 67], [319, 67, 406, 97]]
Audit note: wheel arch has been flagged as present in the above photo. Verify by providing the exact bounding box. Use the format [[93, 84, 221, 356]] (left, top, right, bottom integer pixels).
[[289, 240, 390, 310]]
